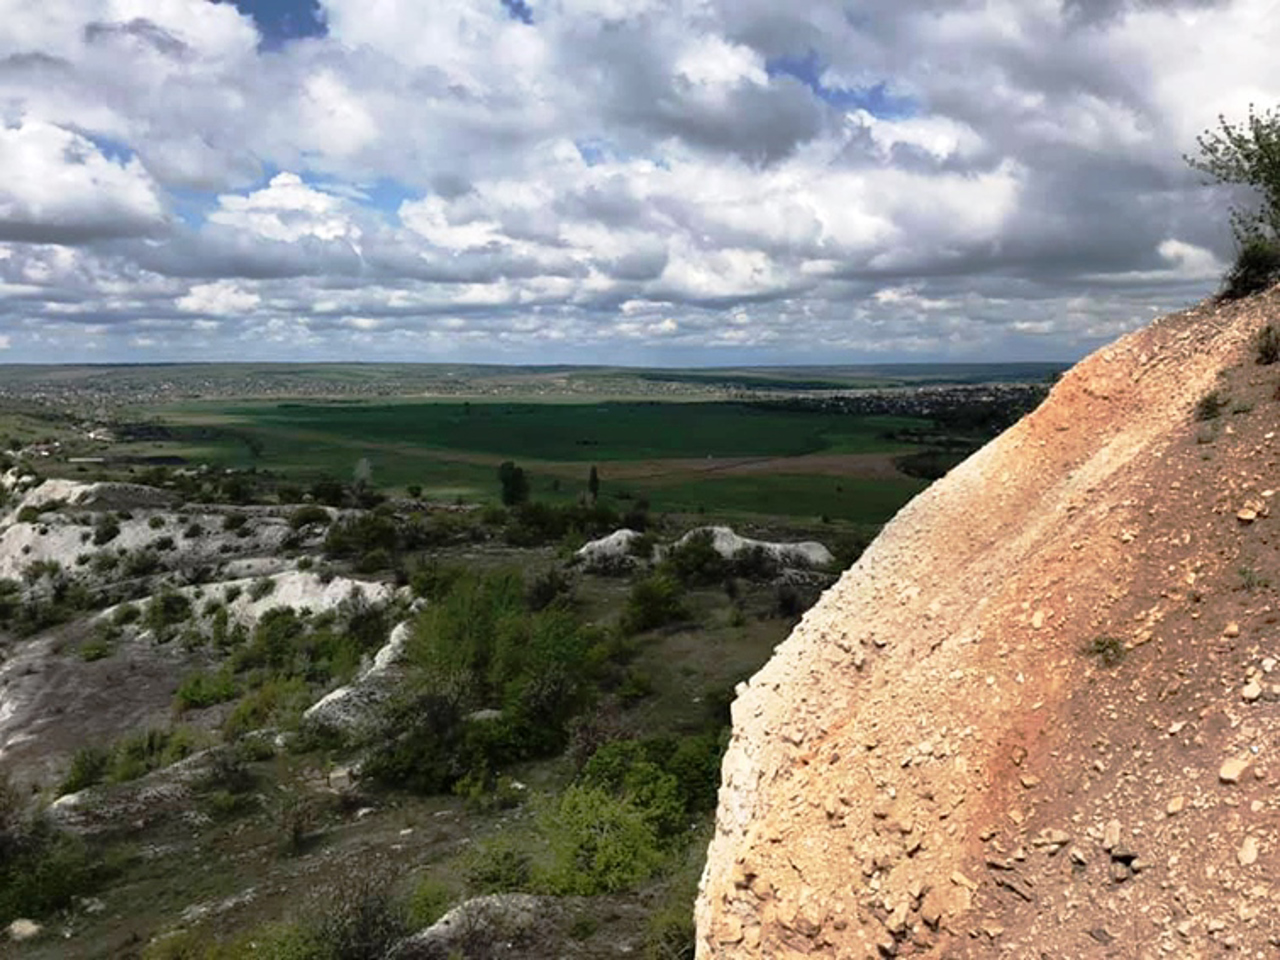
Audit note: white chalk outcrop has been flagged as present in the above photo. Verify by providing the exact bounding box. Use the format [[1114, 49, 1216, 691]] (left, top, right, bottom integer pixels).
[[674, 525, 834, 568], [302, 619, 414, 737]]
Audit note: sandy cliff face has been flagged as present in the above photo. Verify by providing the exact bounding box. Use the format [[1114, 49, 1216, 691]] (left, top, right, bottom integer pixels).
[[697, 291, 1280, 957]]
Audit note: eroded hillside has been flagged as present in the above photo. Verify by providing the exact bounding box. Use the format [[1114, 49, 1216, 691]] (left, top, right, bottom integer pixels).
[[697, 290, 1280, 957]]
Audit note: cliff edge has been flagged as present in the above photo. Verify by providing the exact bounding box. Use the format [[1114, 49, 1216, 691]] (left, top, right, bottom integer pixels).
[[697, 289, 1280, 957]]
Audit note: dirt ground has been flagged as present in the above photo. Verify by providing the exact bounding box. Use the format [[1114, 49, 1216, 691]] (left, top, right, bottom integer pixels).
[[698, 288, 1280, 957]]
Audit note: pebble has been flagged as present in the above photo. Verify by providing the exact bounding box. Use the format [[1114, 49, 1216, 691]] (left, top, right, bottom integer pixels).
[[1242, 681, 1263, 702], [1238, 836, 1260, 867], [1103, 819, 1122, 851], [1224, 622, 1241, 638], [1166, 796, 1185, 816], [1220, 758, 1250, 783]]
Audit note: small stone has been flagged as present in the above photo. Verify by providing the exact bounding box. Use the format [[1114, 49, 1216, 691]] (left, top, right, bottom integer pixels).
[[1220, 757, 1251, 783], [1109, 860, 1131, 883], [719, 915, 744, 944], [1176, 919, 1195, 938], [1243, 682, 1263, 702], [1032, 828, 1070, 850], [1069, 847, 1087, 865], [6, 920, 41, 942], [1103, 819, 1122, 851], [1237, 508, 1258, 523], [1224, 622, 1241, 638], [1166, 796, 1185, 816], [1020, 774, 1041, 789], [1238, 836, 1260, 867], [1168, 721, 1186, 735]]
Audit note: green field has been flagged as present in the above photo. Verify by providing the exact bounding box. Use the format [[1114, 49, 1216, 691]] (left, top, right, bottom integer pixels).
[[644, 474, 928, 523], [96, 399, 945, 523], [216, 401, 923, 461]]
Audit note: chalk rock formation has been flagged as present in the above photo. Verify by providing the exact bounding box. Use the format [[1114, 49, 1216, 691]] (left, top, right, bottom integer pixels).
[[697, 291, 1280, 956]]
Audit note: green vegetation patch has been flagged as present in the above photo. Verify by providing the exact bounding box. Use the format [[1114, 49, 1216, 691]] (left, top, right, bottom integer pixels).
[[209, 401, 928, 464]]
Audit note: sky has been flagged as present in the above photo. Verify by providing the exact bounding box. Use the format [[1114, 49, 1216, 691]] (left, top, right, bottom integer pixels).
[[0, 0, 1277, 366]]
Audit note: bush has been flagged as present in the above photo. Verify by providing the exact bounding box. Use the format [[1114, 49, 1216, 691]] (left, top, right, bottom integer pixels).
[[0, 810, 105, 922], [289, 505, 332, 530], [621, 573, 687, 635], [1083, 635, 1126, 667], [249, 576, 276, 601], [464, 838, 534, 894], [92, 515, 120, 546], [60, 745, 110, 795], [538, 785, 666, 895], [324, 513, 399, 560], [148, 516, 166, 530], [1194, 390, 1229, 421], [146, 588, 192, 636], [311, 868, 409, 960], [1257, 322, 1280, 364], [1223, 238, 1280, 300], [174, 668, 238, 711], [664, 530, 727, 586], [406, 876, 458, 930]]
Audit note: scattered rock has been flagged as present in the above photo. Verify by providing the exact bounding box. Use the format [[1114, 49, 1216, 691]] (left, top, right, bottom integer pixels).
[[1220, 757, 1251, 783], [1102, 819, 1121, 852], [1238, 836, 1260, 867], [6, 919, 41, 942], [1224, 622, 1241, 638], [1242, 681, 1262, 702], [1166, 796, 1185, 816]]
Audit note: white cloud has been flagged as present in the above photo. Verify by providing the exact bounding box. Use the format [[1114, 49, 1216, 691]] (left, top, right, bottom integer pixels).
[[176, 280, 261, 315], [0, 0, 1277, 362], [0, 119, 168, 242]]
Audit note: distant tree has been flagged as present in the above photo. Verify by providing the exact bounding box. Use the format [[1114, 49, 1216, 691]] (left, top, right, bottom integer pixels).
[[406, 484, 423, 499], [310, 477, 346, 507], [498, 461, 530, 507], [588, 465, 600, 503], [353, 457, 373, 490]]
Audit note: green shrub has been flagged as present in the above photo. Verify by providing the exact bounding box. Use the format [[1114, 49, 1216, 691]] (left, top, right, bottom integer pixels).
[[1257, 322, 1280, 365], [538, 785, 666, 895], [1082, 635, 1126, 667], [106, 727, 199, 783], [223, 677, 311, 740], [289, 505, 332, 530], [0, 812, 105, 922], [222, 512, 247, 533], [78, 636, 114, 662], [311, 868, 408, 960], [464, 838, 534, 894], [146, 588, 192, 638], [92, 515, 120, 546], [1222, 238, 1280, 300], [324, 513, 398, 559], [174, 668, 238, 711], [148, 516, 166, 530], [406, 875, 458, 930], [1194, 390, 1229, 421], [621, 573, 687, 635], [249, 576, 276, 601], [664, 530, 727, 586], [59, 745, 110, 795]]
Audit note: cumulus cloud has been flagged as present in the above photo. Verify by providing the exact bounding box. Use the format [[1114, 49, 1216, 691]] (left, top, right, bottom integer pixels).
[[0, 0, 1275, 361]]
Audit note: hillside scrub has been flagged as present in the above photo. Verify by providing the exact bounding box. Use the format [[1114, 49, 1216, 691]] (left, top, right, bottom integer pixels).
[[1186, 104, 1280, 298]]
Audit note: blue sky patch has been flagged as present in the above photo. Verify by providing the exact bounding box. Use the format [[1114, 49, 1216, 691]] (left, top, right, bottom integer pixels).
[[500, 0, 535, 24], [766, 50, 914, 118], [209, 0, 327, 49]]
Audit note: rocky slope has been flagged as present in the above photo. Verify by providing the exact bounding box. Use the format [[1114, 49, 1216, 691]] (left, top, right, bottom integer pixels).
[[697, 289, 1280, 957]]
